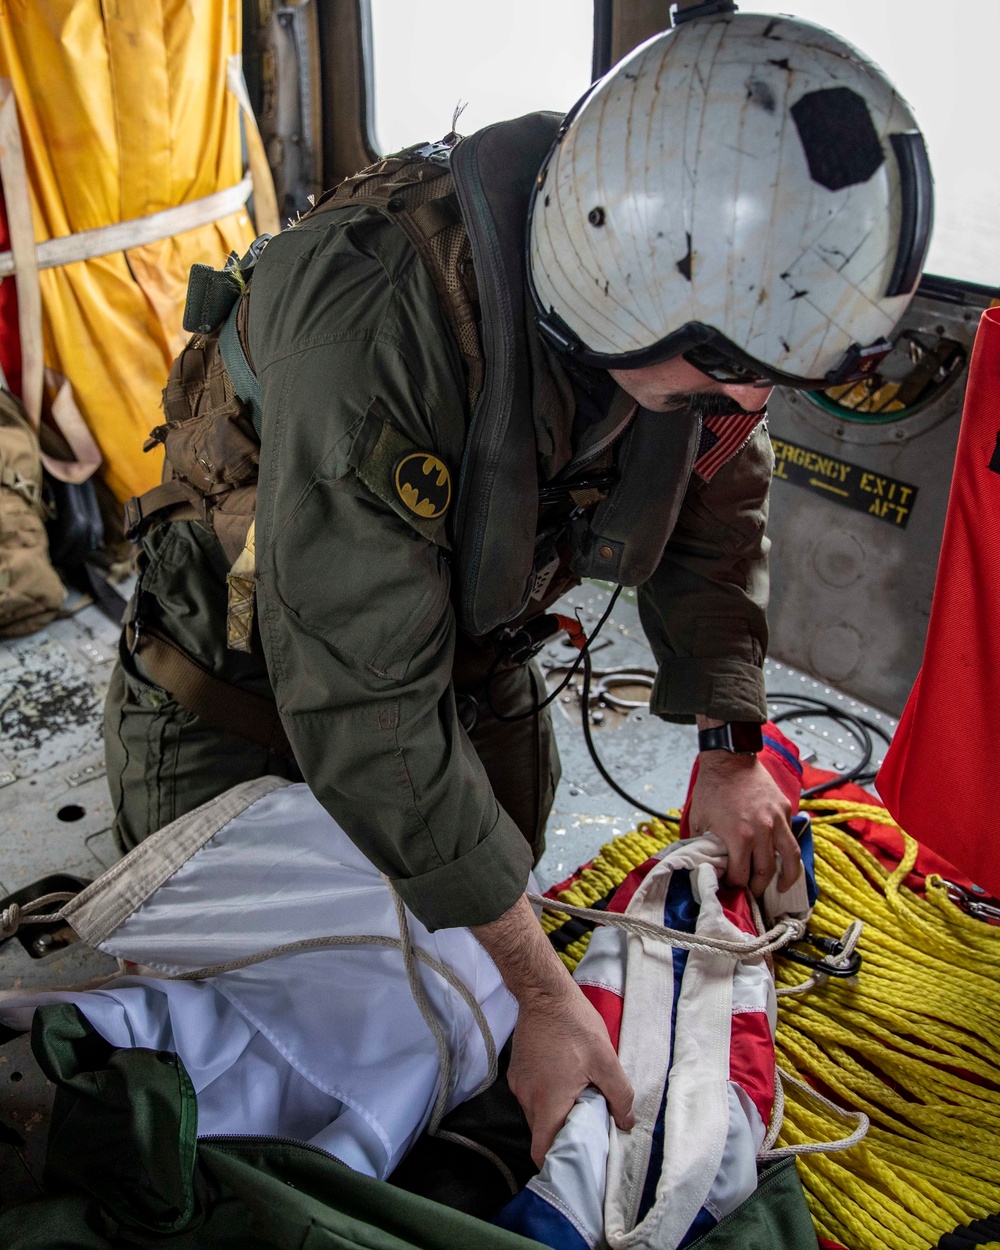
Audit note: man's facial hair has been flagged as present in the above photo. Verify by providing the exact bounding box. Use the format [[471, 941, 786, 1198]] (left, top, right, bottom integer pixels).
[[663, 392, 767, 420]]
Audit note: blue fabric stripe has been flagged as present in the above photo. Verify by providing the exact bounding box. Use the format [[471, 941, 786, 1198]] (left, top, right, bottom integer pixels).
[[494, 1187, 591, 1250], [635, 871, 699, 1223], [762, 734, 803, 777], [792, 813, 819, 906], [679, 1204, 719, 1247]]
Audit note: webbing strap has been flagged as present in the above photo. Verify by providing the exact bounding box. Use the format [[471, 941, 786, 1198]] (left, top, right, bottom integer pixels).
[[123, 480, 204, 541], [0, 464, 42, 508], [128, 623, 291, 756], [219, 299, 263, 437], [0, 177, 254, 281]]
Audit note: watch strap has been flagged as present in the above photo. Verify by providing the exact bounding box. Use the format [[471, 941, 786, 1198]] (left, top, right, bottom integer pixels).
[[697, 721, 764, 754]]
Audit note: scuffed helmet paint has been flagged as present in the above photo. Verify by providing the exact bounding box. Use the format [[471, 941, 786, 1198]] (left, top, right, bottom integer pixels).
[[528, 13, 933, 387]]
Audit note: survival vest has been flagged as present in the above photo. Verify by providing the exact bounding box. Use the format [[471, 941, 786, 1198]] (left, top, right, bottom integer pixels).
[[124, 140, 486, 652]]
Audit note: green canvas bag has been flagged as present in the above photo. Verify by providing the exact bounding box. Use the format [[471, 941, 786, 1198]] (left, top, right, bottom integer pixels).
[[0, 1003, 818, 1250]]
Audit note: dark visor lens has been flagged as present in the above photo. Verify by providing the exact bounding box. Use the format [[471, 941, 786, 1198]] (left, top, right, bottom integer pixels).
[[682, 344, 771, 386]]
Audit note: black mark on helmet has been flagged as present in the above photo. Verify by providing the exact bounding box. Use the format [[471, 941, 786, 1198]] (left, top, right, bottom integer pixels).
[[588, 206, 606, 227], [676, 233, 693, 282], [768, 57, 791, 71], [791, 87, 884, 191], [746, 78, 776, 113], [761, 18, 780, 38]]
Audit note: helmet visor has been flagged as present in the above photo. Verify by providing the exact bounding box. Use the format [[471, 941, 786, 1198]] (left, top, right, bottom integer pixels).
[[534, 310, 892, 391]]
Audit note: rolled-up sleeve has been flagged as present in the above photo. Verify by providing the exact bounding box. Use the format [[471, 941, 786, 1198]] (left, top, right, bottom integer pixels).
[[638, 421, 773, 724]]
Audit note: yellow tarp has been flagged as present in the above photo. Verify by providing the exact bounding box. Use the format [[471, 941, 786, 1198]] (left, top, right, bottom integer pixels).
[[0, 0, 258, 502]]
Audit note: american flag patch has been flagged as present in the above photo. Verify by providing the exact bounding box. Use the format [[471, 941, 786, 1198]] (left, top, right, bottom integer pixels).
[[693, 412, 766, 481]]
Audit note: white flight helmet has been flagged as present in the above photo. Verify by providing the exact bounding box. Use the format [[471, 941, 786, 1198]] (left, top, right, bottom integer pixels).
[[528, 10, 933, 388]]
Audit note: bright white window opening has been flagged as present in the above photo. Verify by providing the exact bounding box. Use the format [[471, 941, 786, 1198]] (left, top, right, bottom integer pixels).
[[743, 0, 1000, 289], [370, 1, 998, 289], [368, 0, 593, 154]]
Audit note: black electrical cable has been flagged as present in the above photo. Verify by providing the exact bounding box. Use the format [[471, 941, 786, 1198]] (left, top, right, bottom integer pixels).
[[766, 693, 894, 798], [484, 586, 623, 724], [576, 684, 894, 815], [579, 648, 671, 820]]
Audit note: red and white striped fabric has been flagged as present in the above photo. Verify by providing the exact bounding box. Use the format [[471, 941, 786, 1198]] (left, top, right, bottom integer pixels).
[[498, 835, 783, 1250], [693, 413, 766, 481]]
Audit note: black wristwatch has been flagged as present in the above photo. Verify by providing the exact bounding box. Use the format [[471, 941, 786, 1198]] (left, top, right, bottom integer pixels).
[[697, 721, 764, 754]]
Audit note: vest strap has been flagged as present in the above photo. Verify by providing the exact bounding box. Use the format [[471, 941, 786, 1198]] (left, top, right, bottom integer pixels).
[[219, 298, 264, 437], [123, 480, 204, 542], [127, 622, 291, 756]]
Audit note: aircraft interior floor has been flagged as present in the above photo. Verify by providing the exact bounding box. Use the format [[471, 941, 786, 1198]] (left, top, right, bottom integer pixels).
[[0, 581, 898, 1204]]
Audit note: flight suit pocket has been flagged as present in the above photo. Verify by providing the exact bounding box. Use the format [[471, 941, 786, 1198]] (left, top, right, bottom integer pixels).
[[103, 643, 196, 851]]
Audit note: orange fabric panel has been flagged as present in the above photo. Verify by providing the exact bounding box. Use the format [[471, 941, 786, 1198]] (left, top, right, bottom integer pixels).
[[0, 1, 257, 502]]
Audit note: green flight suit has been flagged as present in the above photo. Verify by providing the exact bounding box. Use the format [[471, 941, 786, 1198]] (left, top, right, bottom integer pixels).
[[106, 199, 773, 933]]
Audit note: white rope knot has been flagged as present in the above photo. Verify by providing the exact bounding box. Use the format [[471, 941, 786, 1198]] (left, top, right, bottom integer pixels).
[[0, 903, 19, 937]]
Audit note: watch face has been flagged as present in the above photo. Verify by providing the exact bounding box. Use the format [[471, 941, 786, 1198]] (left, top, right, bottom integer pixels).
[[730, 722, 764, 753]]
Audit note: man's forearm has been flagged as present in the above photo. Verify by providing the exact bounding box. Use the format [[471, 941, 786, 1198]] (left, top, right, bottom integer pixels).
[[472, 892, 636, 1165], [471, 893, 573, 1004]]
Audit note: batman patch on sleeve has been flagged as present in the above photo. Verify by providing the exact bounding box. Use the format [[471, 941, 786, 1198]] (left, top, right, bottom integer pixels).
[[355, 409, 452, 545], [394, 452, 451, 519]]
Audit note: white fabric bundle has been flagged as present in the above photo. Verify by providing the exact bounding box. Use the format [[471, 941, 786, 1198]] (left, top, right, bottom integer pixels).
[[0, 777, 518, 1179]]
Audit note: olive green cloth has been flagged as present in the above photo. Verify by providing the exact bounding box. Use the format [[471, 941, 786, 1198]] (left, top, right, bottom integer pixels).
[[108, 198, 771, 932], [104, 521, 557, 865], [0, 1004, 817, 1250], [0, 1003, 546, 1249], [639, 420, 775, 725]]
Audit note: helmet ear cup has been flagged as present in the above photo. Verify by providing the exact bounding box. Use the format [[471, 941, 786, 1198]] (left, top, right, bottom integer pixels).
[[528, 13, 932, 387]]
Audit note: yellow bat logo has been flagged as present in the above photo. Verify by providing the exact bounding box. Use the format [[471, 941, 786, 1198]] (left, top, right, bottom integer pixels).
[[393, 452, 452, 520]]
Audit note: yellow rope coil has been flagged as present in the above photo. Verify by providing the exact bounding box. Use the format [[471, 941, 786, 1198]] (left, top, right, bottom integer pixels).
[[541, 800, 1000, 1249], [777, 800, 1000, 1249]]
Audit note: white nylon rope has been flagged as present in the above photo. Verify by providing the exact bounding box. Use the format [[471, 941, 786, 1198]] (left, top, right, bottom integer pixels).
[[527, 892, 809, 958]]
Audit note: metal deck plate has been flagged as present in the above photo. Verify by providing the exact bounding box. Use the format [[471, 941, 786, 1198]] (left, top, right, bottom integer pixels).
[[0, 605, 124, 1198]]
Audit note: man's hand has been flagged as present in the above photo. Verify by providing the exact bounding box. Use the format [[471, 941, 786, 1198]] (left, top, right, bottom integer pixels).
[[472, 895, 635, 1168], [689, 725, 799, 896]]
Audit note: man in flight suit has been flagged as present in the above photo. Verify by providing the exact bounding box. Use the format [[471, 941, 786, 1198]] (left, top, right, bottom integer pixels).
[[106, 14, 931, 1171]]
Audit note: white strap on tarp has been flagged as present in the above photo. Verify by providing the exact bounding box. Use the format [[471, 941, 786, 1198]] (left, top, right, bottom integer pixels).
[[0, 174, 253, 280], [226, 54, 281, 237], [603, 839, 743, 1250], [0, 79, 44, 427]]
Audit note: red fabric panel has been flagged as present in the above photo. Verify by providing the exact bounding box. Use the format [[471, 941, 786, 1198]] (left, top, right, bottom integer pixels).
[[818, 1240, 849, 1250], [718, 886, 757, 936], [0, 189, 22, 399], [728, 1009, 775, 1126], [579, 985, 623, 1052], [878, 308, 1000, 897], [605, 857, 660, 915], [802, 765, 985, 898]]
